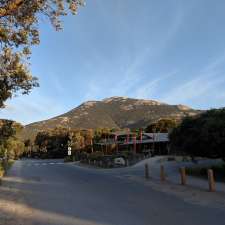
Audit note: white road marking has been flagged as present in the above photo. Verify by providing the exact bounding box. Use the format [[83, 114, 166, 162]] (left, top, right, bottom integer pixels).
[[25, 162, 64, 167]]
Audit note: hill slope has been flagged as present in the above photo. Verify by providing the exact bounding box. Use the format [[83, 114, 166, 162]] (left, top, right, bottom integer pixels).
[[20, 97, 201, 140]]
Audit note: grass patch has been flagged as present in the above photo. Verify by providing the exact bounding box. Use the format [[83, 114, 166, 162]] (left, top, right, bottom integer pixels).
[[186, 162, 225, 182]]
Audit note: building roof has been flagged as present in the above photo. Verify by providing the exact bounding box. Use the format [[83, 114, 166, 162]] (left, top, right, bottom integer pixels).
[[144, 133, 169, 142]]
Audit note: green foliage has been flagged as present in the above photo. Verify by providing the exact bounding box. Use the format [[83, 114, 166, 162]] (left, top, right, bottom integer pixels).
[[24, 139, 32, 147], [35, 127, 69, 158], [145, 118, 178, 133], [0, 119, 24, 159], [186, 163, 225, 182], [34, 127, 94, 157], [93, 128, 111, 143], [0, 48, 39, 107], [0, 0, 84, 107], [64, 155, 75, 162], [5, 138, 25, 159], [0, 119, 23, 143], [170, 108, 225, 159], [88, 151, 104, 160], [0, 144, 5, 158], [33, 127, 120, 158], [0, 161, 4, 177]]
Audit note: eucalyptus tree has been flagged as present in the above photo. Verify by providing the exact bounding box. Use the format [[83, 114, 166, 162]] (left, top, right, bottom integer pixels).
[[0, 0, 84, 107]]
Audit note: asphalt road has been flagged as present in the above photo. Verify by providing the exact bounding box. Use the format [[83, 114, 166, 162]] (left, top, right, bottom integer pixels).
[[0, 159, 225, 225]]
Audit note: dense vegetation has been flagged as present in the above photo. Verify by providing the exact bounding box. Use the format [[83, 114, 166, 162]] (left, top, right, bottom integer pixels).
[[0, 119, 24, 159], [0, 119, 25, 175], [186, 162, 225, 182], [170, 108, 225, 159], [145, 118, 178, 133], [25, 127, 113, 158]]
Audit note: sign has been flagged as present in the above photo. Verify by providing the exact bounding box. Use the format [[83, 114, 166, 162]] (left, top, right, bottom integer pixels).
[[68, 147, 72, 156]]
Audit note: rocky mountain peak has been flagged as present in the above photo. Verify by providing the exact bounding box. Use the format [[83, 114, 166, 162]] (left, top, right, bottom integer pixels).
[[20, 97, 201, 140]]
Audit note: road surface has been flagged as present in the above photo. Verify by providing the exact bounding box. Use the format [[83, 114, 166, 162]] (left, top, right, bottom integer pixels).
[[0, 159, 225, 225]]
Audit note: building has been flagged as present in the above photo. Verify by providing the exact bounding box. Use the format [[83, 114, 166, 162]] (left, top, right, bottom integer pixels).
[[94, 132, 169, 155]]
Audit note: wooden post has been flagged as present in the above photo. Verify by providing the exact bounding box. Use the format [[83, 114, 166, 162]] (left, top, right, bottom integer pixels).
[[145, 163, 149, 179], [160, 165, 165, 181], [180, 167, 186, 185], [208, 169, 216, 192]]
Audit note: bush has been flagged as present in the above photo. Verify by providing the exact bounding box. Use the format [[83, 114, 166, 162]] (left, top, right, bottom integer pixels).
[[88, 151, 104, 160], [186, 163, 225, 182], [5, 138, 25, 159], [0, 162, 4, 177], [170, 108, 225, 159]]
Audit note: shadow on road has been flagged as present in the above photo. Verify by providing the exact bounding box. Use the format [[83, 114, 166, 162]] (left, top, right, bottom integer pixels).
[[0, 159, 225, 225]]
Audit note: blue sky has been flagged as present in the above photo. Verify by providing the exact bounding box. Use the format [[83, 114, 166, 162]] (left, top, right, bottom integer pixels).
[[1, 0, 225, 125]]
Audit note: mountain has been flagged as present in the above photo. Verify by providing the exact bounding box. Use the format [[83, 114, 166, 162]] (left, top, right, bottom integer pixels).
[[20, 97, 201, 140]]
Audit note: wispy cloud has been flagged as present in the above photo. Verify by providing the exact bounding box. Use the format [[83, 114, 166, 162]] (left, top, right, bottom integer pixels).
[[161, 56, 225, 106], [133, 71, 177, 99], [0, 94, 64, 124]]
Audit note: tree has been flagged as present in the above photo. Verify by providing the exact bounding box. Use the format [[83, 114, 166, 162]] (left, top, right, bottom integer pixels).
[[169, 108, 225, 159], [35, 127, 71, 158], [0, 0, 84, 107], [145, 118, 178, 133], [0, 119, 23, 144], [0, 119, 23, 158], [5, 137, 25, 159], [70, 130, 84, 150], [93, 128, 111, 143], [83, 129, 93, 146]]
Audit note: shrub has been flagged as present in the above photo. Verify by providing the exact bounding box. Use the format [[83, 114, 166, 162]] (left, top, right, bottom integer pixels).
[[170, 108, 225, 159], [186, 163, 225, 182]]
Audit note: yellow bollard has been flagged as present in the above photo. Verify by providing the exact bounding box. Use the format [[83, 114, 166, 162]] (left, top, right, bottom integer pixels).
[[208, 169, 216, 192], [145, 163, 149, 179], [160, 165, 166, 181], [180, 167, 187, 185]]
